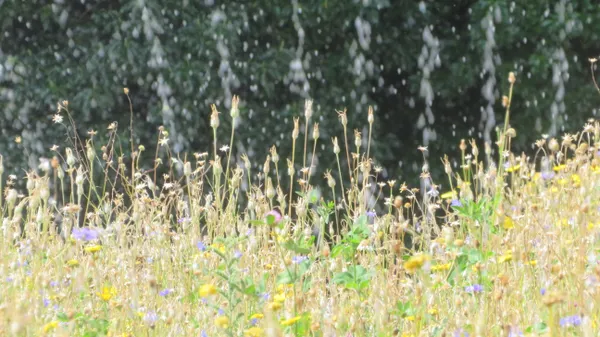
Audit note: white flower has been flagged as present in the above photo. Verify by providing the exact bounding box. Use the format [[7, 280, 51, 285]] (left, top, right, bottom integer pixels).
[[52, 114, 63, 123]]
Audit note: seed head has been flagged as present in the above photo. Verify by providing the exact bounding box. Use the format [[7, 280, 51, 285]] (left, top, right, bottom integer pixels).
[[508, 72, 516, 84], [332, 137, 340, 155], [337, 109, 347, 126], [270, 146, 279, 163], [368, 106, 374, 124], [304, 99, 313, 120], [354, 130, 362, 149], [292, 117, 300, 139], [230, 95, 240, 119], [312, 123, 319, 140], [210, 104, 220, 129]]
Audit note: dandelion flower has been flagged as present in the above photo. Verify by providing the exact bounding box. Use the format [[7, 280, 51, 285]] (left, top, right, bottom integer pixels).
[[215, 315, 229, 328], [43, 321, 59, 333], [199, 284, 218, 298], [84, 245, 102, 253], [245, 327, 264, 337], [268, 301, 283, 311], [98, 286, 117, 301], [281, 316, 301, 326], [404, 254, 430, 274]]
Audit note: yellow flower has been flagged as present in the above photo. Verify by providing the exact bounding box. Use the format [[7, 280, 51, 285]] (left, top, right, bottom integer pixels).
[[264, 263, 273, 270], [43, 320, 59, 333], [503, 216, 514, 230], [84, 245, 102, 253], [498, 252, 512, 263], [428, 307, 438, 315], [528, 260, 537, 266], [553, 164, 566, 171], [273, 293, 286, 303], [405, 315, 416, 321], [505, 164, 520, 173], [430, 263, 451, 272], [98, 286, 117, 301], [250, 313, 264, 320], [404, 254, 430, 274], [199, 284, 218, 297], [440, 190, 457, 200], [268, 301, 283, 311], [211, 243, 226, 253], [66, 259, 79, 267], [571, 174, 581, 187], [215, 315, 229, 328], [281, 316, 301, 326], [245, 327, 264, 337]]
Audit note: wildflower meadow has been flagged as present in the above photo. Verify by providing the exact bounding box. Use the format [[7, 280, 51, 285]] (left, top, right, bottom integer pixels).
[[2, 72, 600, 336]]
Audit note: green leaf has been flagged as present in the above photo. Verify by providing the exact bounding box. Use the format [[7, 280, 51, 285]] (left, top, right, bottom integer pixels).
[[282, 239, 311, 254], [276, 270, 296, 285]]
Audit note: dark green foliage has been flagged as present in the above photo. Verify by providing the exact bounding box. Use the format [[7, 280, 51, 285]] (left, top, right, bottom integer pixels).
[[1, 0, 599, 189]]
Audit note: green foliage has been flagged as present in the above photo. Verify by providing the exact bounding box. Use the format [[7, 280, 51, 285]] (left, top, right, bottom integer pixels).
[[2, 0, 599, 189]]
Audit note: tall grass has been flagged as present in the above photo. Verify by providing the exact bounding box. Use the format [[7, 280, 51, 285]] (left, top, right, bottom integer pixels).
[[1, 72, 599, 336]]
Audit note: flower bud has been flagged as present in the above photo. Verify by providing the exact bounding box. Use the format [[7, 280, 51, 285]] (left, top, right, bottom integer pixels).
[[210, 104, 220, 129], [66, 148, 76, 167]]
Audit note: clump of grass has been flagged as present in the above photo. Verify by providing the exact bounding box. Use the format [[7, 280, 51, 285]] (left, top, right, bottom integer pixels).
[[1, 72, 600, 337]]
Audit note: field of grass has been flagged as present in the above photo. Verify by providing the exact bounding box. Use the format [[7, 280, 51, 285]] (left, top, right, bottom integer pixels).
[[1, 73, 599, 336]]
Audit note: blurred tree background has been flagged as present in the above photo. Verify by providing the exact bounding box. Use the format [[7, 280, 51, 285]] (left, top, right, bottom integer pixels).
[[1, 0, 599, 195]]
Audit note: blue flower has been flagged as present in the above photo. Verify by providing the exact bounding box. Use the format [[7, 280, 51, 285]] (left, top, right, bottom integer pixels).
[[201, 330, 208, 337], [465, 284, 483, 293], [197, 241, 206, 252], [451, 199, 462, 207], [454, 328, 469, 337], [250, 318, 258, 326], [292, 256, 308, 264], [560, 315, 582, 327], [159, 288, 174, 297], [144, 311, 158, 326], [507, 326, 523, 337], [71, 227, 99, 241]]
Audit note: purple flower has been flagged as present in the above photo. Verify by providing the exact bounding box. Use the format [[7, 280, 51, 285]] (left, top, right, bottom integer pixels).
[[292, 256, 308, 264], [178, 217, 190, 223], [541, 171, 555, 180], [49, 280, 59, 287], [260, 292, 270, 301], [451, 199, 462, 207], [465, 284, 483, 293], [454, 329, 469, 337], [560, 315, 582, 327], [71, 227, 99, 241], [43, 298, 50, 307], [540, 288, 546, 296], [507, 326, 523, 337], [159, 288, 174, 297], [201, 330, 208, 337], [366, 210, 376, 218], [197, 241, 206, 252], [218, 308, 225, 316], [250, 318, 258, 326], [265, 210, 282, 225], [144, 311, 158, 326], [234, 250, 242, 259]]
